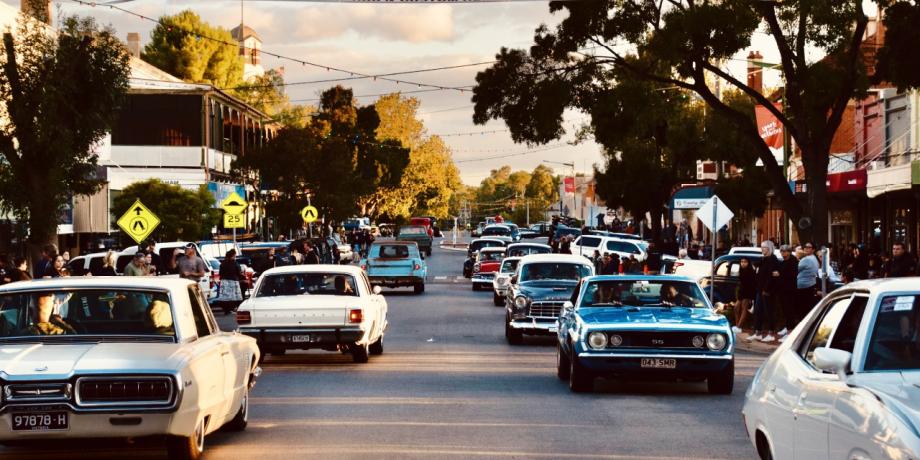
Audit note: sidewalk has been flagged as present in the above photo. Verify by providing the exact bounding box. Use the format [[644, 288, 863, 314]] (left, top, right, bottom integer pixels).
[[734, 331, 782, 355]]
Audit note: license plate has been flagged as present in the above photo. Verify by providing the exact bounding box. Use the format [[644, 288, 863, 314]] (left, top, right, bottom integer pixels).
[[12, 412, 69, 431], [640, 358, 677, 369], [291, 334, 315, 343], [548, 326, 558, 333]]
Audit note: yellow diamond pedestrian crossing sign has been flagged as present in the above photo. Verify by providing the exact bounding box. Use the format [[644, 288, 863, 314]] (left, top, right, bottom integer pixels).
[[117, 199, 160, 244]]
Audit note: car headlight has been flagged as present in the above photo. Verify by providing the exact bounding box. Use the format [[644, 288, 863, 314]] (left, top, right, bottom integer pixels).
[[513, 296, 529, 309], [497, 277, 509, 286], [706, 333, 727, 351], [609, 334, 623, 347], [587, 331, 608, 350], [692, 335, 705, 348]]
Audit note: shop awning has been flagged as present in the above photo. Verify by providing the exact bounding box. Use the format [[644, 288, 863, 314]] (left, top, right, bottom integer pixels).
[[826, 169, 867, 193], [867, 163, 912, 198]]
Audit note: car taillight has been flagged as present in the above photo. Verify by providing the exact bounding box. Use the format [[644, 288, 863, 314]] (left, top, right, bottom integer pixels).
[[236, 310, 251, 325], [348, 309, 363, 323], [361, 264, 367, 271], [414, 263, 421, 270]]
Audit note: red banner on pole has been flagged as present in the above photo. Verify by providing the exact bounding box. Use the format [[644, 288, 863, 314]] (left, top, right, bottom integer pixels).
[[563, 177, 575, 194], [755, 103, 784, 165]]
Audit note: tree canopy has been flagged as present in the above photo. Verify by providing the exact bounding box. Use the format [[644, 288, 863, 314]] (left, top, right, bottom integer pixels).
[[143, 10, 243, 88], [471, 164, 558, 224], [0, 16, 130, 265], [112, 180, 219, 243], [472, 0, 920, 243]]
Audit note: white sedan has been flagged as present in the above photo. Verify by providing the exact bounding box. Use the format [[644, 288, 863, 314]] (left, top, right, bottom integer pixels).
[[743, 278, 920, 460], [0, 277, 260, 460], [236, 265, 388, 363]]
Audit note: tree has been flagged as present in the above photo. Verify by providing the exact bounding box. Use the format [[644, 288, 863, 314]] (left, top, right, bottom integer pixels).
[[234, 69, 313, 128], [112, 180, 219, 243], [143, 10, 242, 88], [0, 17, 130, 267], [472, 0, 920, 244]]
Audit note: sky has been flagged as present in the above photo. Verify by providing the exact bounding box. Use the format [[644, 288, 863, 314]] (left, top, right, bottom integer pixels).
[[6, 0, 817, 186]]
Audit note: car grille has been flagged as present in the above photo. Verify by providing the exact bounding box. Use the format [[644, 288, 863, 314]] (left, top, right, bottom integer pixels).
[[4, 382, 72, 402], [76, 376, 175, 407], [608, 331, 709, 349], [529, 301, 564, 318]]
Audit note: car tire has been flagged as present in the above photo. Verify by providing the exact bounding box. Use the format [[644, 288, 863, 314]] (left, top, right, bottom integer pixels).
[[414, 283, 425, 295], [352, 342, 370, 363], [707, 359, 734, 395], [755, 431, 773, 460], [166, 418, 205, 460], [556, 343, 570, 380], [426, 248, 432, 257], [224, 387, 249, 432], [370, 336, 384, 355], [492, 293, 504, 306], [568, 348, 593, 393], [471, 283, 479, 292], [504, 315, 523, 345]]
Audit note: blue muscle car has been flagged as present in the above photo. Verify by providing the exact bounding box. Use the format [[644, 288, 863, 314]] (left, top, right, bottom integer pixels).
[[556, 275, 734, 394]]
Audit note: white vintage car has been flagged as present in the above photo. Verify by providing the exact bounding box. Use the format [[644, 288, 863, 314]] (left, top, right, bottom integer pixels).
[[0, 277, 260, 460], [743, 278, 920, 460], [236, 265, 388, 363]]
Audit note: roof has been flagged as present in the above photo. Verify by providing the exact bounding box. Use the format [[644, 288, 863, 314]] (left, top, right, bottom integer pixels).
[[0, 276, 195, 293], [585, 274, 698, 284], [260, 264, 365, 277], [480, 247, 507, 253], [842, 277, 920, 293], [129, 56, 183, 83], [518, 254, 594, 265], [508, 242, 551, 249], [231, 24, 261, 42]]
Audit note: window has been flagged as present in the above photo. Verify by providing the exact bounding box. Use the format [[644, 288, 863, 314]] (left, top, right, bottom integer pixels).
[[729, 263, 741, 277], [577, 236, 602, 248], [378, 245, 410, 259], [520, 263, 592, 282], [257, 273, 358, 298], [800, 295, 868, 370], [606, 241, 640, 254], [188, 287, 212, 338], [715, 262, 731, 277], [865, 294, 920, 371], [580, 280, 708, 308]]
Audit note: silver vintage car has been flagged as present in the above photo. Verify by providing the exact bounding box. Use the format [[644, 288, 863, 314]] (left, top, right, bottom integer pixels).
[[0, 277, 260, 460]]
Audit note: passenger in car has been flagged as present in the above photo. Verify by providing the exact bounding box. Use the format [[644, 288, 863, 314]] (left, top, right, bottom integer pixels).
[[27, 293, 75, 335], [146, 300, 174, 334], [334, 276, 355, 296]]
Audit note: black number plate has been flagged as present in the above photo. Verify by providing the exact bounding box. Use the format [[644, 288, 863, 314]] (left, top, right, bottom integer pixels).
[[12, 411, 69, 431]]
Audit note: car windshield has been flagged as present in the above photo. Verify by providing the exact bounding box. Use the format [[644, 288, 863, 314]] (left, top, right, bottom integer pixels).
[[508, 246, 549, 257], [376, 244, 412, 259], [472, 240, 504, 252], [580, 280, 709, 308], [482, 227, 510, 236], [865, 295, 920, 371], [257, 273, 358, 297], [0, 289, 176, 338], [520, 263, 591, 282], [500, 259, 519, 273], [400, 226, 427, 235], [480, 251, 504, 262]]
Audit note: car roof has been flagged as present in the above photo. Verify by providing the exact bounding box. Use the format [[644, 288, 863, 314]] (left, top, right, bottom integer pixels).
[[480, 247, 507, 253], [377, 240, 419, 247], [473, 237, 507, 244], [518, 254, 594, 265], [484, 224, 510, 229], [242, 242, 289, 248], [260, 264, 366, 277], [584, 274, 698, 283], [508, 242, 551, 248], [842, 277, 920, 293], [0, 276, 196, 293]]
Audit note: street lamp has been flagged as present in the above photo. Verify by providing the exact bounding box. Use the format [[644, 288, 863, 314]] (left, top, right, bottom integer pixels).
[[543, 160, 576, 217]]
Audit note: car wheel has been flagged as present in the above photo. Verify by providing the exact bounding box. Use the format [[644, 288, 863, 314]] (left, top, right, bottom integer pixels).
[[556, 343, 570, 380], [352, 342, 370, 363], [471, 283, 479, 292], [166, 417, 205, 460], [426, 248, 432, 257], [504, 315, 523, 345], [224, 386, 249, 432], [414, 283, 425, 294], [568, 348, 593, 393], [755, 431, 773, 460], [707, 359, 734, 395], [492, 292, 504, 306], [370, 336, 384, 355]]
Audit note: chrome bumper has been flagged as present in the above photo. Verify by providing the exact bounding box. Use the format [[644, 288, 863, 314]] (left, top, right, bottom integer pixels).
[[509, 318, 558, 333], [577, 352, 733, 359]]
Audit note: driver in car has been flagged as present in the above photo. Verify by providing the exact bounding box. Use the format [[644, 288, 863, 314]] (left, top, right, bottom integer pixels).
[[659, 283, 694, 307], [27, 293, 76, 335], [334, 276, 355, 296]]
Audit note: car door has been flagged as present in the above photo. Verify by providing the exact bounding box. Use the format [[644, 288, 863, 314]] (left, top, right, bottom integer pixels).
[[792, 294, 869, 460], [361, 272, 386, 340], [187, 286, 235, 419]]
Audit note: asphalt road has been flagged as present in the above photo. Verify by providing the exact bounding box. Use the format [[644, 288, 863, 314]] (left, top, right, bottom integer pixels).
[[0, 238, 766, 459]]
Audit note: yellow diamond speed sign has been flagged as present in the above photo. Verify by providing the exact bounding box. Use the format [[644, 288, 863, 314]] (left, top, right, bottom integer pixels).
[[300, 205, 319, 223], [220, 191, 248, 215], [224, 211, 245, 229], [117, 199, 160, 244]]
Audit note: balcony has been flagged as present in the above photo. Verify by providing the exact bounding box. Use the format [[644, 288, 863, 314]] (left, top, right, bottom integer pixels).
[[105, 146, 236, 174]]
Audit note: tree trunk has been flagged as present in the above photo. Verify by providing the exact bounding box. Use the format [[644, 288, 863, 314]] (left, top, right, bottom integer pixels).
[[27, 197, 59, 278], [799, 140, 832, 246]]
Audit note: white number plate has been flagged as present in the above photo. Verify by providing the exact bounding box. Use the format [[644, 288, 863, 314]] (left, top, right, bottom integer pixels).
[[640, 358, 677, 369], [291, 334, 315, 343], [12, 412, 69, 431]]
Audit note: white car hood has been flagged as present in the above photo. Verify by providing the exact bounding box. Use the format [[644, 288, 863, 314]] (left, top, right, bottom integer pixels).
[[0, 341, 187, 381], [852, 371, 920, 434]]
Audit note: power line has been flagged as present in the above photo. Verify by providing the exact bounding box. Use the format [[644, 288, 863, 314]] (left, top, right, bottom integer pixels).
[[454, 142, 572, 163]]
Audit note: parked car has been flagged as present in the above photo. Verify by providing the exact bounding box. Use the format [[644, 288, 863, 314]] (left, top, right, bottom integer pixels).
[[396, 225, 433, 256], [361, 241, 427, 294], [504, 254, 595, 345], [505, 242, 552, 258], [556, 275, 734, 394], [481, 224, 517, 242], [463, 238, 509, 278], [118, 242, 216, 299], [517, 228, 539, 239], [699, 254, 763, 305], [471, 247, 506, 292], [66, 251, 109, 276], [671, 258, 715, 283], [418, 215, 443, 237], [344, 217, 371, 231], [528, 222, 552, 237], [742, 278, 920, 460], [492, 256, 521, 307], [236, 265, 388, 363], [0, 277, 260, 459]]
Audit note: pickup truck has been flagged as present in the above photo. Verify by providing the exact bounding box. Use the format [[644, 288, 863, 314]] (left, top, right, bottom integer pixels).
[[362, 241, 428, 294], [236, 265, 388, 363], [396, 225, 433, 256]]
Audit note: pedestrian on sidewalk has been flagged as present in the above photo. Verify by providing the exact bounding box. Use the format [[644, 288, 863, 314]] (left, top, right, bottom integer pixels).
[[9, 257, 30, 282], [748, 241, 780, 344], [795, 242, 820, 326], [884, 242, 916, 278], [777, 245, 799, 341], [43, 254, 66, 278], [732, 257, 756, 334], [216, 249, 244, 315]]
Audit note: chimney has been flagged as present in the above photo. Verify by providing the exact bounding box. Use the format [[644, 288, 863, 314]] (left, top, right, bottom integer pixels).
[[126, 33, 141, 58], [21, 0, 51, 25], [747, 51, 764, 94]]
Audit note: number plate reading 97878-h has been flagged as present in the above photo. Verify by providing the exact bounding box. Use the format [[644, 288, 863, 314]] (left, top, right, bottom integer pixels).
[[12, 412, 69, 431]]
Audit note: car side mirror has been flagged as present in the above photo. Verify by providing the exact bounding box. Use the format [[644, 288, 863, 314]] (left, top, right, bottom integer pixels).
[[510, 275, 518, 285], [813, 347, 851, 380], [372, 285, 383, 295], [563, 301, 574, 313]]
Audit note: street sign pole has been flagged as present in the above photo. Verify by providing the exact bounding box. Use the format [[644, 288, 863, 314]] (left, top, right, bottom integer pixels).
[[307, 195, 313, 239], [710, 196, 717, 305]]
